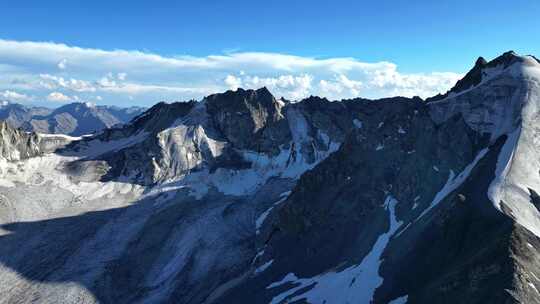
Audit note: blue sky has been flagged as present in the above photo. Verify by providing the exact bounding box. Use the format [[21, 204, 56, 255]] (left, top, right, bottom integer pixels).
[[0, 0, 539, 107]]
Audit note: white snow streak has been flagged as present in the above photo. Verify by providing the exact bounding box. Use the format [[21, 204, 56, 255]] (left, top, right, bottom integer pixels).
[[267, 196, 402, 304], [353, 119, 363, 129], [415, 148, 488, 222], [256, 193, 290, 234], [255, 260, 274, 274], [389, 295, 409, 304]]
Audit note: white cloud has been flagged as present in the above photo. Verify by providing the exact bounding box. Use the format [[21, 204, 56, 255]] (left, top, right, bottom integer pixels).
[[0, 39, 463, 106], [97, 73, 117, 88], [318, 74, 363, 97], [225, 75, 242, 90], [227, 74, 314, 99], [46, 91, 71, 102], [57, 58, 67, 70], [0, 90, 31, 102], [117, 72, 127, 81], [39, 74, 96, 92]]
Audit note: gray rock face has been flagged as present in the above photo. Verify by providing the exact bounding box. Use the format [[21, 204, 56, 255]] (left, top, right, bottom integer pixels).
[[0, 101, 145, 136], [0, 102, 51, 128], [1, 52, 540, 304], [0, 121, 75, 161], [205, 87, 289, 152]]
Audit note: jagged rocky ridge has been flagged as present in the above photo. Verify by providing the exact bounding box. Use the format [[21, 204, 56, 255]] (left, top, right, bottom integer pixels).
[[0, 121, 77, 161], [0, 101, 145, 136], [0, 52, 540, 303]]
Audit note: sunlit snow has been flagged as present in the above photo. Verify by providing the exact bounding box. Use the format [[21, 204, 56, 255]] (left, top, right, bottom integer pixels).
[[267, 196, 402, 304]]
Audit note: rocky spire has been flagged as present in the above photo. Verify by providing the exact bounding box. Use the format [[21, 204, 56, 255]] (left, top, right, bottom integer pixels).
[[426, 51, 522, 102], [205, 87, 285, 149]]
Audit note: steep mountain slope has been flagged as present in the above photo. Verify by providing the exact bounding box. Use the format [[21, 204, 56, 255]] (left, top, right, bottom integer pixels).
[[0, 52, 539, 304], [0, 101, 145, 136], [0, 102, 51, 129], [235, 52, 540, 304]]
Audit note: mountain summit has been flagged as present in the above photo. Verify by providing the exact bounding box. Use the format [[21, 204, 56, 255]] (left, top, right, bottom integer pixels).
[[0, 52, 540, 303]]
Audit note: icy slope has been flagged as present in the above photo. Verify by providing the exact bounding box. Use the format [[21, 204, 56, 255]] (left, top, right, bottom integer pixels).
[[430, 54, 540, 238]]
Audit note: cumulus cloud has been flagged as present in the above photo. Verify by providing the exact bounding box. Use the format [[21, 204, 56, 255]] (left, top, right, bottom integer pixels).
[[57, 58, 67, 70], [226, 74, 314, 100], [97, 73, 117, 88], [225, 75, 242, 90], [39, 74, 96, 92], [319, 74, 363, 97], [47, 91, 72, 102], [0, 39, 463, 106], [0, 90, 32, 102], [117, 72, 127, 81]]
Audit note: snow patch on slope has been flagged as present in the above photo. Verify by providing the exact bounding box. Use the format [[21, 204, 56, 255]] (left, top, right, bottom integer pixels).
[[389, 295, 409, 304], [71, 131, 148, 158], [256, 191, 291, 234], [489, 126, 540, 237], [267, 196, 402, 304], [204, 108, 339, 196], [416, 148, 488, 221], [37, 133, 84, 141], [255, 260, 274, 274], [148, 103, 339, 197], [353, 119, 363, 129]]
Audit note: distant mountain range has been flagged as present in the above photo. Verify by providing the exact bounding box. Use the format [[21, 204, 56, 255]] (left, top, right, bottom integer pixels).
[[0, 101, 146, 136]]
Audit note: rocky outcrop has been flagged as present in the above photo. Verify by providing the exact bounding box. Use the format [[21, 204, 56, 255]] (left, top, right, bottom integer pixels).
[[205, 87, 289, 152], [0, 121, 41, 160], [426, 50, 525, 102], [0, 121, 76, 161]]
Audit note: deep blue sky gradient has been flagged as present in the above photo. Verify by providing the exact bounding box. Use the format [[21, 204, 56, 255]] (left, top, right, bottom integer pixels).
[[2, 0, 539, 73]]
